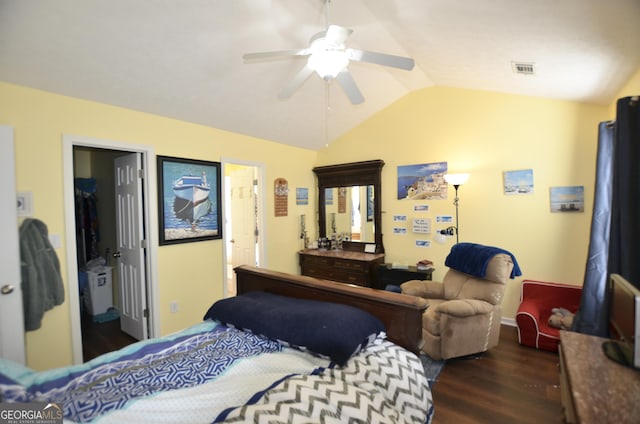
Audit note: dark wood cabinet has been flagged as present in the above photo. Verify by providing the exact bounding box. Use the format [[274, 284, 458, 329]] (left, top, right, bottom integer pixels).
[[375, 264, 433, 290], [559, 330, 640, 423], [298, 249, 385, 287]]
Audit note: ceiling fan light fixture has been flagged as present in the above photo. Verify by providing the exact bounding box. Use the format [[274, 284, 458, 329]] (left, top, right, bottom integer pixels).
[[243, 17, 413, 104], [307, 41, 349, 79]]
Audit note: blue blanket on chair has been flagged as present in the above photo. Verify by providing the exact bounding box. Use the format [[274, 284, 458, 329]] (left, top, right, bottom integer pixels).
[[444, 242, 522, 279]]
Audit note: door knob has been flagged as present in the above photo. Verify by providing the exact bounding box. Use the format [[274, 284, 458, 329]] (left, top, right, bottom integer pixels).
[[1, 285, 15, 295], [112, 251, 121, 258]]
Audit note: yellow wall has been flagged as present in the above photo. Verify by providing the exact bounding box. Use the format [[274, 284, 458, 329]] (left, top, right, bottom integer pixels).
[[3, 66, 638, 370], [317, 86, 610, 320], [1, 81, 317, 370]]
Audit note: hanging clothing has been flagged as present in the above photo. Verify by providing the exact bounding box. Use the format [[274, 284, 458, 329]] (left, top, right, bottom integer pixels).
[[19, 218, 65, 331], [74, 178, 100, 265]]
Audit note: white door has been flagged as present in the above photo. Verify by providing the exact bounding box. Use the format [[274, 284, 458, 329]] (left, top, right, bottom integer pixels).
[[114, 153, 148, 340], [0, 126, 26, 364], [230, 167, 258, 270]]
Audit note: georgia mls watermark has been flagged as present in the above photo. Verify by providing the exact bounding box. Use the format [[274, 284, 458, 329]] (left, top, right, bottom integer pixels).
[[0, 402, 63, 424]]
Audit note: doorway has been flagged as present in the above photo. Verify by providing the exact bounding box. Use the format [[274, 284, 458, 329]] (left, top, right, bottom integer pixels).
[[63, 135, 160, 364], [222, 159, 265, 297], [0, 125, 25, 364]]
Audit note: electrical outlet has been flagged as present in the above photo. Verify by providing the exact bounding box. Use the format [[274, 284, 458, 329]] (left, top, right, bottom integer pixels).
[[170, 301, 178, 313]]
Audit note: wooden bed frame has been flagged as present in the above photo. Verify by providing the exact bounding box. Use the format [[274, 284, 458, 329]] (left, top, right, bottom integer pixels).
[[234, 265, 426, 355]]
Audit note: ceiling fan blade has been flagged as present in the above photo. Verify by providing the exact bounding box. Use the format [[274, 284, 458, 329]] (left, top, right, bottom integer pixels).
[[335, 70, 364, 105], [278, 65, 315, 99], [243, 49, 310, 62], [347, 48, 415, 71], [324, 25, 352, 46]]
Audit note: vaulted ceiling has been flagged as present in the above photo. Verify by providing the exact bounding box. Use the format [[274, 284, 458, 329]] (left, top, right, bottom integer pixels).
[[1, 0, 639, 150]]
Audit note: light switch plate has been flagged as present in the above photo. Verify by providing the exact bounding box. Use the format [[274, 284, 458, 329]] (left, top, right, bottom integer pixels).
[[17, 191, 33, 216]]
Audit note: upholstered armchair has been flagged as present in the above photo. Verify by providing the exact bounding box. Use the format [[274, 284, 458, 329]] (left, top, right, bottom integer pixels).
[[401, 243, 519, 360], [515, 280, 582, 352]]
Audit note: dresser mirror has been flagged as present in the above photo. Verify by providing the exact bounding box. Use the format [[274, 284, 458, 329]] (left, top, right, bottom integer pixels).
[[313, 160, 385, 253]]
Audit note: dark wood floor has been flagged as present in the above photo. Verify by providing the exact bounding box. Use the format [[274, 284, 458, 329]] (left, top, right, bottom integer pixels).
[[432, 325, 564, 424], [81, 310, 137, 361]]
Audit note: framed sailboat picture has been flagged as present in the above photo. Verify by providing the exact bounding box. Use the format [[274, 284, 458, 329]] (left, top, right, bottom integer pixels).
[[157, 156, 222, 245]]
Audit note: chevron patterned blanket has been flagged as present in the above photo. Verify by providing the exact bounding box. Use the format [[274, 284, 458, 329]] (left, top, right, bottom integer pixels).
[[216, 339, 433, 423], [0, 321, 432, 423]]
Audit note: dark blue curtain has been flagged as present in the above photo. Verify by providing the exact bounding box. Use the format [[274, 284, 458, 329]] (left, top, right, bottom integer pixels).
[[609, 96, 640, 287], [572, 121, 614, 337], [573, 96, 640, 337]]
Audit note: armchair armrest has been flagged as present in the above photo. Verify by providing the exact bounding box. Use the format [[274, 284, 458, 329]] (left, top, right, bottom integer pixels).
[[517, 298, 546, 318], [436, 298, 494, 318], [401, 280, 444, 299]]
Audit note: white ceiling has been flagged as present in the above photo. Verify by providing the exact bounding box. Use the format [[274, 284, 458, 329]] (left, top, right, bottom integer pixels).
[[1, 0, 639, 151]]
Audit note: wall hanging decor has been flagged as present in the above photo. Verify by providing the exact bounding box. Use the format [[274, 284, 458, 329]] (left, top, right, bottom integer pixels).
[[296, 187, 308, 205], [338, 187, 347, 213], [503, 169, 534, 195], [274, 177, 289, 217], [157, 156, 222, 245], [550, 186, 584, 212], [397, 162, 448, 200]]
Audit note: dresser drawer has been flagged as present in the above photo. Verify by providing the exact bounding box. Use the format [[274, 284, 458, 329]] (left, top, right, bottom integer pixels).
[[333, 259, 367, 273], [298, 250, 384, 288], [330, 270, 367, 286], [302, 255, 332, 267]]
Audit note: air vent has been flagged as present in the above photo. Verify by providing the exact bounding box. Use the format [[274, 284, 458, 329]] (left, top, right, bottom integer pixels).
[[511, 62, 535, 75]]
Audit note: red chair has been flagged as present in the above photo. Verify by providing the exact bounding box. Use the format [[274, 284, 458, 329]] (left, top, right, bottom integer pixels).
[[516, 280, 582, 352]]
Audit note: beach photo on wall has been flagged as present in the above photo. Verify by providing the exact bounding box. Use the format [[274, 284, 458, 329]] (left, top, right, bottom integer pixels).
[[157, 156, 222, 245], [503, 169, 534, 195], [397, 162, 448, 200], [549, 185, 584, 213]]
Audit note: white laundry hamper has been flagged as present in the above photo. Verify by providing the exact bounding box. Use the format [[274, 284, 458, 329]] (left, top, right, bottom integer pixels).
[[83, 266, 113, 315]]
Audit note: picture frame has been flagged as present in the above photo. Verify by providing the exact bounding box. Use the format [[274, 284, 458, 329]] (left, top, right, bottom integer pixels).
[[157, 156, 222, 245], [397, 161, 448, 200], [367, 185, 374, 221], [549, 185, 584, 213], [503, 169, 534, 195]]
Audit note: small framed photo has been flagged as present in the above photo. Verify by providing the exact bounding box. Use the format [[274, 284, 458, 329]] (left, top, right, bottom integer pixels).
[[503, 169, 534, 195], [157, 156, 222, 245], [549, 186, 584, 213], [364, 243, 377, 253]]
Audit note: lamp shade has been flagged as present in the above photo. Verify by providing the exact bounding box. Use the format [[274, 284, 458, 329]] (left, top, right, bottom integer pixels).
[[444, 173, 470, 186]]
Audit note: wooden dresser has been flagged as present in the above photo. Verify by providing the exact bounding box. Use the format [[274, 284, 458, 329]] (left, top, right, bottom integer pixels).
[[559, 330, 640, 423], [298, 249, 385, 287]]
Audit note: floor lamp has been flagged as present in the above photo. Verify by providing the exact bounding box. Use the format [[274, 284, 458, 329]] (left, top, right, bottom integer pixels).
[[439, 173, 469, 244]]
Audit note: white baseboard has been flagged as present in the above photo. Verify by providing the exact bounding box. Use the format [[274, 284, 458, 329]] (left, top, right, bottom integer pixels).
[[501, 317, 516, 327]]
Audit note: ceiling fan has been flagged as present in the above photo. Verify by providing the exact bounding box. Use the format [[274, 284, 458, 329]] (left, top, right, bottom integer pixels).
[[242, 5, 415, 105]]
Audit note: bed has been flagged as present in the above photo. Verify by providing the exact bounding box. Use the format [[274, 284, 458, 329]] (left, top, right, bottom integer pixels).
[[0, 265, 432, 423]]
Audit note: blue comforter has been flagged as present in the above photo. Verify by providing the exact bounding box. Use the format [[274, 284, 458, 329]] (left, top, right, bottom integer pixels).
[[0, 322, 432, 424], [1, 322, 280, 422]]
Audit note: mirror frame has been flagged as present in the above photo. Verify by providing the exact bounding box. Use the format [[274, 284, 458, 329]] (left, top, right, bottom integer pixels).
[[313, 159, 385, 253]]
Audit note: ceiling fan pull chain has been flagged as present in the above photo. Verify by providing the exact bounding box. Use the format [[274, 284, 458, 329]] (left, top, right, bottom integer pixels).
[[325, 0, 331, 29], [324, 80, 330, 146]]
